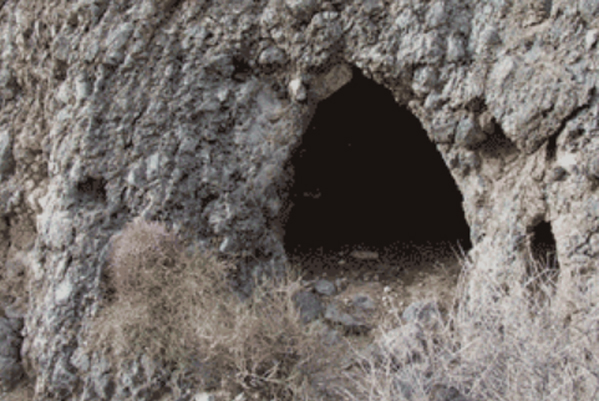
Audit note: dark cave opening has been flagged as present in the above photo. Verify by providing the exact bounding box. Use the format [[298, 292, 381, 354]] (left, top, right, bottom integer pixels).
[[530, 221, 558, 268], [282, 68, 471, 257]]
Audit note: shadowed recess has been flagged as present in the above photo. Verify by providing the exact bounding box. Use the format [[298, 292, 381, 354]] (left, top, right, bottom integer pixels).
[[283, 68, 471, 255], [530, 220, 558, 268]]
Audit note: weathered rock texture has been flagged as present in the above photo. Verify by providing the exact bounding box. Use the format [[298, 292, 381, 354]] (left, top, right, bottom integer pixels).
[[0, 0, 598, 398]]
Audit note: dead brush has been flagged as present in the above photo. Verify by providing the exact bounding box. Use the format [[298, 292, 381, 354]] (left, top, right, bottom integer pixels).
[[87, 218, 350, 400], [347, 251, 599, 401]]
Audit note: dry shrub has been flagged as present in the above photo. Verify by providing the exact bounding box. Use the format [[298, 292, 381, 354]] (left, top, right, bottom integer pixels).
[[88, 218, 349, 400], [90, 217, 193, 364], [350, 254, 599, 401]]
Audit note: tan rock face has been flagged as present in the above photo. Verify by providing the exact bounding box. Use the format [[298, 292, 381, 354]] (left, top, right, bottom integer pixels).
[[0, 0, 597, 398]]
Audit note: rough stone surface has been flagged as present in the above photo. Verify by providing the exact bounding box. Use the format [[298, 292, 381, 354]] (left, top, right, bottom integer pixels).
[[314, 279, 336, 296], [0, 0, 596, 399], [293, 290, 324, 323], [0, 317, 24, 390]]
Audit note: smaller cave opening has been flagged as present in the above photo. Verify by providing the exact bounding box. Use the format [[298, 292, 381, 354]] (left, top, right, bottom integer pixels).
[[530, 220, 559, 270], [526, 220, 559, 302], [76, 176, 107, 203]]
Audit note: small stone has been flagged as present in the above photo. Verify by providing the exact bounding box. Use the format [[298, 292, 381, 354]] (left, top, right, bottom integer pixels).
[[550, 166, 568, 182], [338, 259, 346, 265], [352, 293, 376, 311], [75, 72, 91, 102], [586, 30, 599, 50], [284, 0, 318, 22], [292, 291, 323, 323], [314, 279, 336, 296], [258, 47, 286, 67], [289, 77, 307, 102], [480, 27, 501, 46], [478, 111, 495, 134], [363, 0, 383, 14]]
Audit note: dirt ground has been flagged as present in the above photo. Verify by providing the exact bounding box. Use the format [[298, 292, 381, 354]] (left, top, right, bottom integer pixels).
[[288, 239, 469, 327]]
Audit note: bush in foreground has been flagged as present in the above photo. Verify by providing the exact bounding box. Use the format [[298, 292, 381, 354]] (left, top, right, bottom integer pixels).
[[88, 218, 350, 400]]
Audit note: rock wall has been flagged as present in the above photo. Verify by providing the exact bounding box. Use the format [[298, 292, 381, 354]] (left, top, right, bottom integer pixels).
[[0, 0, 598, 398]]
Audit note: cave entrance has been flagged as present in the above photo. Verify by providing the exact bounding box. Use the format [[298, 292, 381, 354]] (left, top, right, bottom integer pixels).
[[282, 68, 471, 277]]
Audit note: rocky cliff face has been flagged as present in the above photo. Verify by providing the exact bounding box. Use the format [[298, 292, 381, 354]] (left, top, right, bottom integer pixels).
[[0, 0, 598, 398]]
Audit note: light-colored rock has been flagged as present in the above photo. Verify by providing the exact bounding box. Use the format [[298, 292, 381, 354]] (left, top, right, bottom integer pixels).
[[193, 392, 215, 401]]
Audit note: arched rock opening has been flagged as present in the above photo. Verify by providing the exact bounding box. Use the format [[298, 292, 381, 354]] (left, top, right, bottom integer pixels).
[[530, 220, 558, 269], [282, 69, 471, 260]]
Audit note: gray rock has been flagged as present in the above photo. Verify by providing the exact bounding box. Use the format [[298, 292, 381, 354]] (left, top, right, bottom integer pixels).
[[258, 47, 286, 67], [402, 301, 443, 331], [284, 0, 318, 22], [324, 303, 370, 334], [293, 290, 323, 324], [351, 293, 376, 311], [314, 279, 336, 296], [550, 166, 568, 182]]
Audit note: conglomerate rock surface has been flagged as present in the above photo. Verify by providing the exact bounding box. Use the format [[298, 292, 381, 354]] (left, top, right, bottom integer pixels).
[[0, 0, 598, 398]]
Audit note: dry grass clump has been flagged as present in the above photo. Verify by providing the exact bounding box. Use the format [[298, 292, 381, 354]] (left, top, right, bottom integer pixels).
[[350, 255, 599, 401], [88, 218, 349, 400]]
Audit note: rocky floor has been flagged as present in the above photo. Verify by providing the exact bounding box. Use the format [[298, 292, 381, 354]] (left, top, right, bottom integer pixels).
[[288, 239, 468, 339]]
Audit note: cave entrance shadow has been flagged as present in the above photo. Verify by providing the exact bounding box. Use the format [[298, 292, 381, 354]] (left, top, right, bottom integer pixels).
[[282, 68, 471, 271]]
